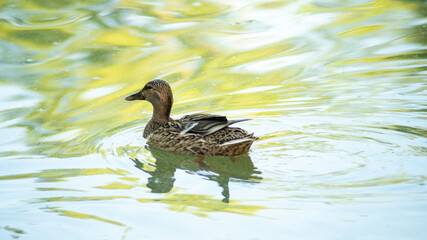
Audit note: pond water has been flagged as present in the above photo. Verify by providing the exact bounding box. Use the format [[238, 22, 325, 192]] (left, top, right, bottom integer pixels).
[[1, 0, 426, 239]]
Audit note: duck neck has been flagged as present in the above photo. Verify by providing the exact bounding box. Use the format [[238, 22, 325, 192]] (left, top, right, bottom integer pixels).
[[151, 102, 171, 123], [143, 93, 173, 139], [143, 103, 171, 139]]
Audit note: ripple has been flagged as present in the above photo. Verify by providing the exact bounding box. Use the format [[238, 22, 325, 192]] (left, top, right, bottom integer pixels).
[[251, 113, 427, 199], [1, 11, 86, 28], [220, 20, 270, 34], [96, 122, 147, 159], [161, 1, 231, 19], [1, 0, 427, 238]]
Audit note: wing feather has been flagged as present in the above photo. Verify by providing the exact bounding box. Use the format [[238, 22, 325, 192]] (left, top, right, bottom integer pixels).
[[178, 114, 251, 136]]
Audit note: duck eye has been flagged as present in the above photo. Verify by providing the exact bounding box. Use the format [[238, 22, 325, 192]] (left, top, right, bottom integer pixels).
[[145, 86, 153, 90]]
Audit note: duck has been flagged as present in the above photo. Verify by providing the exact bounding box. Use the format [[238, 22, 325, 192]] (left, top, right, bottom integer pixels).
[[125, 79, 258, 156]]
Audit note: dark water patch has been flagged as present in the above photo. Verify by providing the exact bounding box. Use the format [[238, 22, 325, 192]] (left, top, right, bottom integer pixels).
[[10, 29, 72, 46]]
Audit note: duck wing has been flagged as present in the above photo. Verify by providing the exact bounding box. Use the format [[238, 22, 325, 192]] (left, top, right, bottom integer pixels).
[[179, 114, 250, 136]]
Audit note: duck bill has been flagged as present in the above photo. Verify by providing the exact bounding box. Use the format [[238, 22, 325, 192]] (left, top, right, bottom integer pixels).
[[125, 91, 145, 101]]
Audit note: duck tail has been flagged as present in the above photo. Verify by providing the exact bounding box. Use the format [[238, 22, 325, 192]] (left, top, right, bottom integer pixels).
[[220, 138, 255, 146], [219, 138, 256, 156]]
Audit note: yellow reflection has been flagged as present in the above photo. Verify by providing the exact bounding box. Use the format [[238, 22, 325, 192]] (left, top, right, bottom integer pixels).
[[138, 194, 265, 217], [97, 182, 135, 190], [337, 24, 386, 37], [0, 168, 128, 182], [92, 28, 150, 47], [48, 207, 125, 226]]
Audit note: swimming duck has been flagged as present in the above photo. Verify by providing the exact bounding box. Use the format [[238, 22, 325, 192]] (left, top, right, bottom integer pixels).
[[125, 79, 258, 156]]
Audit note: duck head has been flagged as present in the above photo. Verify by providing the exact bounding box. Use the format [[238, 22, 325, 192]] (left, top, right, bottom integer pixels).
[[126, 79, 173, 121]]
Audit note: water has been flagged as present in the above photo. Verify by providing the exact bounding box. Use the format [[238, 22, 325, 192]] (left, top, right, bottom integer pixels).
[[1, 0, 426, 239]]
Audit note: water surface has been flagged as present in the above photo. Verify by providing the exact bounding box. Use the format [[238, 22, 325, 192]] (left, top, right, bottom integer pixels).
[[0, 0, 426, 239]]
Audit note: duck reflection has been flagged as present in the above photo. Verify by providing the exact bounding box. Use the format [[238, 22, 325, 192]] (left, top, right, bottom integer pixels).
[[132, 147, 261, 203]]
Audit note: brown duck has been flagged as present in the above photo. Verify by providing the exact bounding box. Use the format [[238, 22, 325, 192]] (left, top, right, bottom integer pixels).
[[125, 79, 258, 156]]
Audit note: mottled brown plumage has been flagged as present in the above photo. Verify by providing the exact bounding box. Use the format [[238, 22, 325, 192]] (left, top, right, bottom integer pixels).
[[125, 79, 258, 156]]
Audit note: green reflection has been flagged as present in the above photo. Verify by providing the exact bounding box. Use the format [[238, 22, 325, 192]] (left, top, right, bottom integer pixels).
[[4, 226, 25, 235], [85, 48, 119, 64], [133, 147, 261, 203], [379, 125, 427, 138], [3, 225, 26, 239], [10, 29, 72, 46]]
